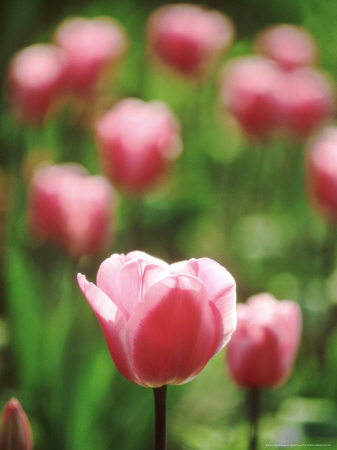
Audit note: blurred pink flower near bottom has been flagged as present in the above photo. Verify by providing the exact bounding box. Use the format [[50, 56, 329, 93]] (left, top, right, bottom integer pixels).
[[226, 293, 302, 389], [0, 398, 32, 450]]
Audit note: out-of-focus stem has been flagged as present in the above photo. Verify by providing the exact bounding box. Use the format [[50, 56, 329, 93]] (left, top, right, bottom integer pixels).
[[153, 385, 167, 450], [248, 388, 260, 450], [322, 223, 337, 278]]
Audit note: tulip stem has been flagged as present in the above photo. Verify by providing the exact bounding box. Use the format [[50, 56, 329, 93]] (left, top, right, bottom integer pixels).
[[248, 388, 260, 450], [153, 385, 167, 450]]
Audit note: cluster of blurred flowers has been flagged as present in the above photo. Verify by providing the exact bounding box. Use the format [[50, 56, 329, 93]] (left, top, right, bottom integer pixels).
[[220, 24, 335, 140], [7, 4, 236, 259], [8, 5, 337, 257], [8, 16, 128, 125]]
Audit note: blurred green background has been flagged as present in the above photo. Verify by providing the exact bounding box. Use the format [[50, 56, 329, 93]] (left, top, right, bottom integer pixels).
[[2, 0, 337, 448]]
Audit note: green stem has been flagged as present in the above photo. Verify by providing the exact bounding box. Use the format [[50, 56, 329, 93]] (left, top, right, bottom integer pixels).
[[248, 388, 260, 450], [153, 385, 167, 450]]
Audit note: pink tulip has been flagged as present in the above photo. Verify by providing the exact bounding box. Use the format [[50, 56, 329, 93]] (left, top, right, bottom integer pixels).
[[306, 126, 337, 221], [54, 16, 128, 92], [95, 98, 182, 194], [220, 56, 283, 139], [255, 24, 318, 71], [0, 398, 32, 450], [147, 4, 234, 79], [77, 251, 236, 387], [7, 44, 68, 125], [274, 67, 335, 138], [226, 293, 302, 389], [28, 164, 115, 257]]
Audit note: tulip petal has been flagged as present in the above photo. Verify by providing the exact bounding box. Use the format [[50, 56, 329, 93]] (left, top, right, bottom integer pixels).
[[78, 273, 118, 322], [77, 273, 139, 384], [142, 263, 170, 293], [128, 274, 217, 387], [170, 258, 199, 277], [115, 259, 142, 317], [197, 258, 236, 320], [170, 258, 199, 276], [96, 253, 125, 298], [127, 250, 169, 268]]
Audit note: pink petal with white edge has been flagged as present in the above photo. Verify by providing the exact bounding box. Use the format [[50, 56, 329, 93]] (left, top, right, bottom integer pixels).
[[196, 257, 236, 336], [96, 253, 125, 299], [170, 258, 199, 277], [142, 263, 171, 294], [78, 273, 117, 322], [114, 259, 143, 318], [126, 250, 169, 269], [127, 274, 217, 387], [77, 273, 138, 384]]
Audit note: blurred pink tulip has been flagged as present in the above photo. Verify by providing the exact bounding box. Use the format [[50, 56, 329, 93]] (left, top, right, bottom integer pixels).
[[78, 251, 236, 387], [220, 56, 283, 139], [0, 398, 32, 450], [306, 126, 337, 221], [7, 44, 68, 125], [255, 24, 318, 71], [226, 293, 302, 389], [54, 16, 128, 92], [147, 4, 234, 79], [95, 98, 182, 194], [274, 67, 335, 138], [28, 164, 115, 258]]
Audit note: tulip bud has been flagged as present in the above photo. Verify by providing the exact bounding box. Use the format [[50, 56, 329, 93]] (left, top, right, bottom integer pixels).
[[255, 24, 318, 71], [54, 16, 128, 93], [306, 126, 337, 222], [147, 4, 234, 80], [274, 67, 335, 138], [220, 56, 283, 139], [0, 398, 32, 450], [78, 251, 236, 387], [226, 293, 302, 389], [95, 98, 182, 194], [28, 164, 116, 257], [7, 44, 68, 125]]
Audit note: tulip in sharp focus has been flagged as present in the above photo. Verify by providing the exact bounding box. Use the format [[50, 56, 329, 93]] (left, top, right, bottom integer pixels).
[[306, 126, 337, 221], [28, 163, 115, 258], [274, 67, 335, 138], [226, 293, 301, 389], [7, 44, 68, 125], [255, 24, 318, 71], [147, 4, 234, 79], [78, 251, 236, 387], [220, 56, 283, 139], [95, 98, 182, 194], [0, 398, 32, 450], [54, 16, 128, 92]]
